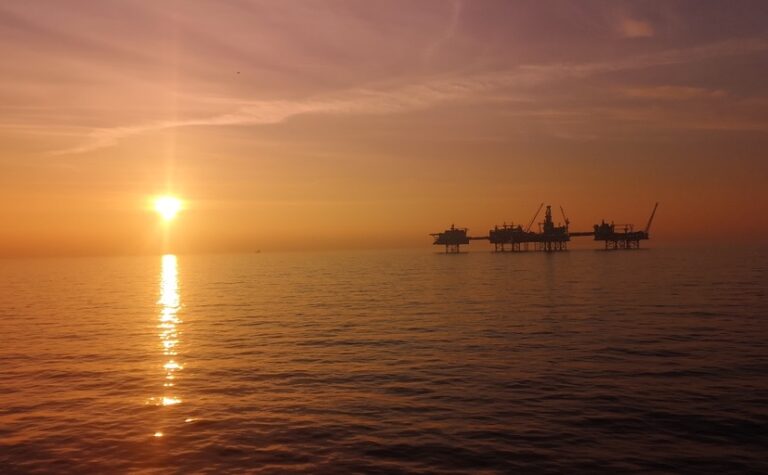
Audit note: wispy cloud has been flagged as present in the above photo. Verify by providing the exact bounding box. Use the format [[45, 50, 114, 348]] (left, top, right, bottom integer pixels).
[[621, 85, 727, 101], [617, 18, 654, 38], [52, 38, 768, 155], [422, 0, 463, 63]]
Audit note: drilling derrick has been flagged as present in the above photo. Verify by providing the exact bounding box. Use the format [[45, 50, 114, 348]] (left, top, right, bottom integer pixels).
[[536, 205, 570, 252]]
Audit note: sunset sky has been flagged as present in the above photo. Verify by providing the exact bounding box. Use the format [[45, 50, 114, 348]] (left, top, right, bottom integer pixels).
[[1, 0, 766, 256]]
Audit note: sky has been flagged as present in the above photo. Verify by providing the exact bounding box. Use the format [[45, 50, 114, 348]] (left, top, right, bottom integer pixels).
[[1, 0, 767, 256]]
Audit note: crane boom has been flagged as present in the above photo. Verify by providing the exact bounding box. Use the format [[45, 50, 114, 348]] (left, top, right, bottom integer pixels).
[[559, 206, 570, 227], [645, 202, 659, 233], [526, 203, 544, 232]]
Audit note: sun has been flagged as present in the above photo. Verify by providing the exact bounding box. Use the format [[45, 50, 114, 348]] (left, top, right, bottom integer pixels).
[[154, 196, 182, 221]]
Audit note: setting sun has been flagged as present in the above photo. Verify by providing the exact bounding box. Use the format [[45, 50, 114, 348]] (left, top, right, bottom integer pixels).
[[154, 196, 182, 221]]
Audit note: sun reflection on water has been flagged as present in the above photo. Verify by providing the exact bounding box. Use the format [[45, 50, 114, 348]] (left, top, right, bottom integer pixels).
[[150, 254, 184, 436], [160, 255, 182, 407]]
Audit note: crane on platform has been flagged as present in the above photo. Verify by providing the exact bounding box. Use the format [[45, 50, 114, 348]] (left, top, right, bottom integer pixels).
[[526, 203, 544, 232], [645, 202, 659, 234], [559, 206, 570, 229]]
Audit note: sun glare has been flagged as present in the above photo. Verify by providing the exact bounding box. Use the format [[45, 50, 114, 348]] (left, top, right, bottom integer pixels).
[[154, 196, 182, 221]]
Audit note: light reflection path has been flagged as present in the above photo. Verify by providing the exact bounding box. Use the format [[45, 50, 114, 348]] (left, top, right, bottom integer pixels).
[[150, 254, 183, 437], [160, 254, 182, 405]]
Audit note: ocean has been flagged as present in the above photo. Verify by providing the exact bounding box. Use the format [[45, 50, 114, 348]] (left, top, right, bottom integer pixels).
[[1, 247, 766, 474]]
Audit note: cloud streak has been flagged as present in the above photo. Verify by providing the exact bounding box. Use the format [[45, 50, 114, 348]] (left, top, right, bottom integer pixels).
[[621, 85, 727, 101], [617, 18, 654, 38], [52, 38, 768, 155]]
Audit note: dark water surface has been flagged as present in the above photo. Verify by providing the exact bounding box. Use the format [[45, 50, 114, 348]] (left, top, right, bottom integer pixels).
[[1, 248, 766, 474]]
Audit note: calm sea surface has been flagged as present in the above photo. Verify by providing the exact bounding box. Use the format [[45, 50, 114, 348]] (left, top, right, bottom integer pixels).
[[0, 247, 766, 474]]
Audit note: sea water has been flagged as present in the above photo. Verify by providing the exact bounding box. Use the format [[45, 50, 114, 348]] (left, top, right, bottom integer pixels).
[[1, 247, 766, 473]]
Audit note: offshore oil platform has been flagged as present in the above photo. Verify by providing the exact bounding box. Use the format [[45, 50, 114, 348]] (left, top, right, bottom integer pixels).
[[431, 203, 658, 253]]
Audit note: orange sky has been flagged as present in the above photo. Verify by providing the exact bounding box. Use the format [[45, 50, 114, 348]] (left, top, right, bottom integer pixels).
[[1, 1, 767, 256]]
